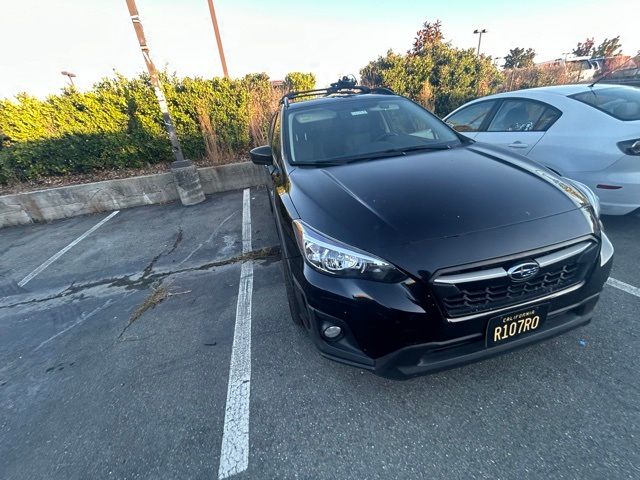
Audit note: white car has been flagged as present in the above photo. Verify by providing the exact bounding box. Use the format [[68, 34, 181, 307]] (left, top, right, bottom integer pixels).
[[444, 84, 640, 215]]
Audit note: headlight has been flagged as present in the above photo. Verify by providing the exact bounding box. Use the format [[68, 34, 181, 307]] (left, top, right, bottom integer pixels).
[[535, 169, 601, 217], [567, 179, 601, 217], [292, 220, 405, 282]]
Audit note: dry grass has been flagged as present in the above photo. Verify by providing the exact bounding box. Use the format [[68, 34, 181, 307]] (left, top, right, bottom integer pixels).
[[417, 81, 435, 112], [197, 104, 236, 165], [500, 56, 639, 92], [500, 63, 583, 92], [248, 86, 282, 147], [118, 284, 169, 339]]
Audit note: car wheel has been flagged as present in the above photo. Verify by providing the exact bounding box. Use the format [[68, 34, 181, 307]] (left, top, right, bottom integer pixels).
[[281, 258, 309, 329]]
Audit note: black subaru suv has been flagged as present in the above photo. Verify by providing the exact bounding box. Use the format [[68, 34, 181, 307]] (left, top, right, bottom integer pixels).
[[250, 78, 613, 379]]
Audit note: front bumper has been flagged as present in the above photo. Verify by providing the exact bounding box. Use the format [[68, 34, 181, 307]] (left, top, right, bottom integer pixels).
[[290, 233, 614, 379], [374, 293, 599, 378]]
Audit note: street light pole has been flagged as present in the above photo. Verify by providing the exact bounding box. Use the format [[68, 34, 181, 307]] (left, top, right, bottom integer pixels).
[[124, 0, 204, 205], [61, 71, 76, 87], [474, 28, 487, 56], [207, 0, 229, 78]]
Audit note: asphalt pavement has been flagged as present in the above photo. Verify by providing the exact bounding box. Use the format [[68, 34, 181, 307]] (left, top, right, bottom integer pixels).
[[1, 186, 638, 480]]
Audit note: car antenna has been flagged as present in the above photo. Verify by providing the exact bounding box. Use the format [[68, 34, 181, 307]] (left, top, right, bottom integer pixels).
[[588, 57, 635, 88]]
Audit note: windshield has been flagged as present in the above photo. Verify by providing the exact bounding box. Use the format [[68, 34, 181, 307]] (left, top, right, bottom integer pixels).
[[286, 97, 461, 165], [570, 87, 640, 121]]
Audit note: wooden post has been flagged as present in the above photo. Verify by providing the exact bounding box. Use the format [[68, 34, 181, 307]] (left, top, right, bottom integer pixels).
[[125, 0, 187, 166], [207, 0, 229, 78], [125, 0, 205, 205]]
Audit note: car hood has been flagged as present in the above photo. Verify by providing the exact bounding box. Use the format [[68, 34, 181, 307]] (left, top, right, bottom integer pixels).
[[287, 143, 585, 253]]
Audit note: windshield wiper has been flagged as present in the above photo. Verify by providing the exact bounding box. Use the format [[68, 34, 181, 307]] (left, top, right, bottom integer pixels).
[[294, 150, 405, 167], [294, 144, 454, 167], [323, 150, 407, 165], [399, 144, 453, 153]]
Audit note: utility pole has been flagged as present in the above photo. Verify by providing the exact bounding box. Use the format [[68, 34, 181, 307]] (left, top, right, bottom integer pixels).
[[61, 71, 76, 87], [474, 28, 487, 56], [125, 0, 204, 205], [207, 0, 229, 78]]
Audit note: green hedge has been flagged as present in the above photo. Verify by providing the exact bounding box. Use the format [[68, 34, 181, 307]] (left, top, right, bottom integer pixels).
[[0, 72, 315, 184], [360, 45, 503, 117]]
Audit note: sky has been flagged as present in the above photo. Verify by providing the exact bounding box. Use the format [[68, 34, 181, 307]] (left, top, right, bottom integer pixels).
[[1, 0, 638, 99]]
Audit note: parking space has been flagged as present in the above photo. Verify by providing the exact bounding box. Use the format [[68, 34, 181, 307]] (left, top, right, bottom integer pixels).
[[1, 187, 639, 479]]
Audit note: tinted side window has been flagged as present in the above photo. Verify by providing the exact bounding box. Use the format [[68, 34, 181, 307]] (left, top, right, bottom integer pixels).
[[446, 101, 495, 132], [570, 87, 640, 121], [487, 100, 560, 132], [535, 108, 562, 131]]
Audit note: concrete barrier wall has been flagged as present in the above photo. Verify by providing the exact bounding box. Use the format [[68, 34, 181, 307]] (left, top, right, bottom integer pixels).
[[0, 162, 268, 229], [198, 161, 269, 195]]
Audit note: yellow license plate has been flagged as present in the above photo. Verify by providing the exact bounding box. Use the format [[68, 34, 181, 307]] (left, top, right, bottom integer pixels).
[[486, 304, 549, 347]]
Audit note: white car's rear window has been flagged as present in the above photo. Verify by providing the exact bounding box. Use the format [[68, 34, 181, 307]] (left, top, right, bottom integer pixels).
[[570, 87, 640, 121]]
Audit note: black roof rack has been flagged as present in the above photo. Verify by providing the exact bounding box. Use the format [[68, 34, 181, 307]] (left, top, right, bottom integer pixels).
[[281, 76, 395, 107]]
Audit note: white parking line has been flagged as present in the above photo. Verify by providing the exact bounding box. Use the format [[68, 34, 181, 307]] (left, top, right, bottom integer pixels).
[[18, 210, 120, 288], [607, 277, 640, 298], [218, 189, 253, 479], [34, 299, 114, 351]]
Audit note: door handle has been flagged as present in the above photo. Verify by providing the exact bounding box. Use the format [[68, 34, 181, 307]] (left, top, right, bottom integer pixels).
[[508, 141, 529, 149]]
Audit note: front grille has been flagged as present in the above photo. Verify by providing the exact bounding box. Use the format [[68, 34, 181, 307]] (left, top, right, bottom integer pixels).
[[432, 239, 599, 319]]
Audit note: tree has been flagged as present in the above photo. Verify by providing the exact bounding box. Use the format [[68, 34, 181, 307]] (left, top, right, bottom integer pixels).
[[572, 38, 594, 57], [361, 21, 503, 116], [284, 72, 315, 92], [410, 20, 443, 54], [593, 37, 622, 57], [503, 48, 536, 68]]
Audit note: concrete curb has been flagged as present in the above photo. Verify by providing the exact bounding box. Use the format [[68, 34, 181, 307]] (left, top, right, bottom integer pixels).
[[0, 162, 268, 229]]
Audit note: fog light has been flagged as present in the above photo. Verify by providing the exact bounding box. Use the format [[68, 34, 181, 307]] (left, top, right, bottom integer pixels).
[[322, 325, 342, 339]]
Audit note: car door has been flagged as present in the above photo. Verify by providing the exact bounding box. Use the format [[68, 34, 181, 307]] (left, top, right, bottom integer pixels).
[[267, 107, 285, 193], [268, 107, 301, 260], [444, 100, 497, 139], [474, 99, 561, 155]]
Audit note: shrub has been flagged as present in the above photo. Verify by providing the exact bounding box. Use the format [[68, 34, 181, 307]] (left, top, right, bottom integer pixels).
[[284, 72, 316, 91], [360, 45, 502, 117], [0, 72, 308, 184]]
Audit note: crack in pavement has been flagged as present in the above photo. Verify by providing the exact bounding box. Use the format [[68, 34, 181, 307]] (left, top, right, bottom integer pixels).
[[117, 284, 169, 340], [0, 245, 281, 311], [137, 227, 184, 282], [167, 228, 184, 255]]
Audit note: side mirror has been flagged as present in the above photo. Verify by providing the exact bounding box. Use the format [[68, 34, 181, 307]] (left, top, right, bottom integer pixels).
[[250, 145, 273, 165]]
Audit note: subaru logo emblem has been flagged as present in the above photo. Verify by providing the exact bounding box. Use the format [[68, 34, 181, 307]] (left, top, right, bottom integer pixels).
[[507, 261, 540, 282]]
